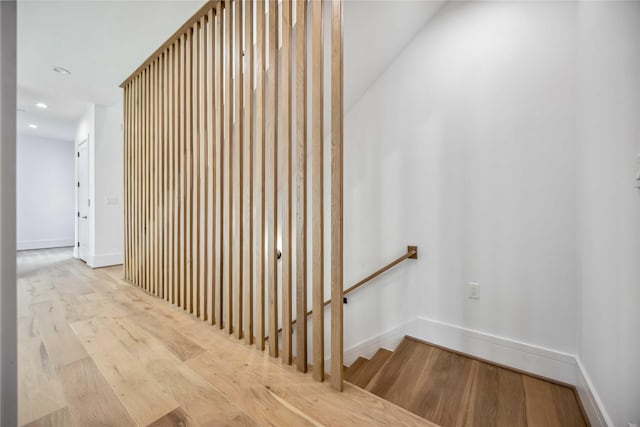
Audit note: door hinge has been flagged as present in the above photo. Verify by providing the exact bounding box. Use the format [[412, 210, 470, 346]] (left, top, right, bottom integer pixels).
[[77, 181, 80, 188], [77, 211, 80, 218], [77, 242, 80, 248], [77, 152, 80, 158]]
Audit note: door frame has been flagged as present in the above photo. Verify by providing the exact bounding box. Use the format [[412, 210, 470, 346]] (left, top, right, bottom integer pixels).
[[75, 137, 89, 260]]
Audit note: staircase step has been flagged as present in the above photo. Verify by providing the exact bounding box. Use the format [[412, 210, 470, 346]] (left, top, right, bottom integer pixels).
[[364, 336, 588, 427], [346, 348, 393, 389], [344, 357, 368, 382]]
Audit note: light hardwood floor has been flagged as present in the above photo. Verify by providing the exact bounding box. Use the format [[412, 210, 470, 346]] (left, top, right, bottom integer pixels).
[[18, 248, 434, 427]]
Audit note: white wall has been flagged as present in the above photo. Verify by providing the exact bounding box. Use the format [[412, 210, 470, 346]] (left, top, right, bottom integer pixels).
[[17, 134, 75, 250], [343, 0, 578, 353], [576, 2, 640, 426], [93, 101, 124, 266], [74, 100, 124, 268], [342, 1, 640, 425]]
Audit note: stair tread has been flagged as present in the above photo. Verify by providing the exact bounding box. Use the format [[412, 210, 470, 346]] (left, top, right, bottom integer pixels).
[[363, 336, 588, 427], [344, 357, 368, 382], [347, 348, 393, 389]]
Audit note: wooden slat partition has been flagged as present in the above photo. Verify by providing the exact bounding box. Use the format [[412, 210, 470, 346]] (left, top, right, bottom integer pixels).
[[295, 0, 308, 374], [255, 0, 266, 351], [311, 0, 324, 383], [267, 0, 279, 358], [281, 0, 293, 366], [121, 0, 344, 390], [330, 0, 344, 391]]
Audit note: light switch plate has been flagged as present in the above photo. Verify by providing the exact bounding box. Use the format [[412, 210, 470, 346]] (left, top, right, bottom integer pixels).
[[468, 282, 480, 299], [105, 197, 119, 206]]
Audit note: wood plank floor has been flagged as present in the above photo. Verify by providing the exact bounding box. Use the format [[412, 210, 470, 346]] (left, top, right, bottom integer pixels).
[[17, 248, 434, 427], [352, 337, 588, 427]]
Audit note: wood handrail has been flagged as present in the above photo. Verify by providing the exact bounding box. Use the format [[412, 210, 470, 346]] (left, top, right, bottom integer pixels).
[[267, 245, 418, 340]]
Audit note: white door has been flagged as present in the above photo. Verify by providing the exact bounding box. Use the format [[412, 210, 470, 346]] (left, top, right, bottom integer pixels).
[[78, 140, 89, 262]]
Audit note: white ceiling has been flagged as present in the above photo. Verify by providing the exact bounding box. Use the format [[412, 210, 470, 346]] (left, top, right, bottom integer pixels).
[[17, 0, 444, 140], [17, 0, 206, 140]]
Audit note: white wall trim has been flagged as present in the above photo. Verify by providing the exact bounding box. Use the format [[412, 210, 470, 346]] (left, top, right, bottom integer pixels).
[[411, 316, 577, 384], [341, 316, 609, 427], [17, 239, 74, 251], [87, 252, 123, 268], [575, 357, 613, 427]]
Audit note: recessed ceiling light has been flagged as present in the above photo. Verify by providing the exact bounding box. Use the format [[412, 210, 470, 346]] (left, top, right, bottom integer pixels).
[[35, 102, 48, 109], [28, 124, 38, 129], [52, 66, 71, 75]]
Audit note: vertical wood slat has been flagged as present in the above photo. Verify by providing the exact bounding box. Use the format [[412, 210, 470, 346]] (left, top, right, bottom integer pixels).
[[244, 0, 254, 346], [330, 0, 344, 391], [179, 34, 186, 310], [198, 15, 213, 321], [281, 0, 293, 366], [186, 27, 194, 314], [123, 85, 128, 280], [215, 5, 224, 329], [144, 66, 150, 292], [173, 40, 180, 307], [141, 69, 146, 291], [192, 21, 201, 318], [163, 49, 169, 302], [255, 0, 266, 351], [192, 22, 200, 318], [311, 0, 324, 382], [224, 0, 233, 334], [206, 10, 215, 325], [150, 59, 160, 295], [234, 0, 244, 340], [295, 0, 308, 374], [267, 0, 279, 358], [121, 0, 343, 391]]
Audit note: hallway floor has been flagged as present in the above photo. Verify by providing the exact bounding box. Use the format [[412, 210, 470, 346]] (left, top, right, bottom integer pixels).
[[17, 248, 433, 427]]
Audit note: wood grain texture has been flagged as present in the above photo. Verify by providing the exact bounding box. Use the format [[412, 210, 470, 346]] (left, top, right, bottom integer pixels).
[[121, 0, 346, 382], [280, 0, 293, 366], [359, 337, 588, 427], [244, 0, 255, 346], [185, 26, 194, 315], [234, 0, 244, 340], [18, 249, 434, 427], [206, 9, 215, 324], [179, 34, 186, 310], [295, 0, 308, 374], [267, 0, 279, 358], [255, 0, 267, 351], [215, 4, 224, 329], [330, 0, 344, 391], [22, 407, 76, 427], [311, 0, 324, 382], [224, 0, 233, 334], [344, 357, 367, 384], [58, 357, 136, 427], [198, 17, 208, 320], [348, 349, 391, 389]]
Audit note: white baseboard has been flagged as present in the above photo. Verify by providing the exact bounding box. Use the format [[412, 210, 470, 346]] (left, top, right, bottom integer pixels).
[[87, 252, 123, 268], [410, 316, 577, 385], [341, 315, 610, 427], [575, 357, 612, 427], [17, 239, 74, 251]]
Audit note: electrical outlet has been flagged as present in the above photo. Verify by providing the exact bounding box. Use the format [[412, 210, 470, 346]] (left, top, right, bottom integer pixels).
[[468, 282, 480, 300]]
